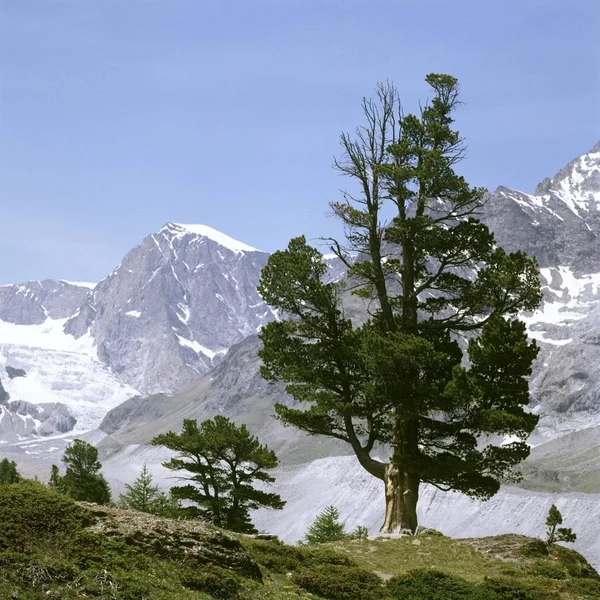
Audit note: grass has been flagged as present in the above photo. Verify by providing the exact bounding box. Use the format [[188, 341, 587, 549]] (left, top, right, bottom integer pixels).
[[1, 481, 599, 599]]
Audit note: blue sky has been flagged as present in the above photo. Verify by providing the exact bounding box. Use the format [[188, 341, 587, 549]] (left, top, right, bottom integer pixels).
[[1, 0, 598, 284]]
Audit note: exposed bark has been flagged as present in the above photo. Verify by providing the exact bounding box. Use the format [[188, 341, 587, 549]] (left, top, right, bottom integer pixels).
[[380, 463, 419, 534]]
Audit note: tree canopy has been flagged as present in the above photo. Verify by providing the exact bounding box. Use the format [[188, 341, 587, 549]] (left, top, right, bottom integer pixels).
[[60, 439, 111, 505], [152, 416, 285, 533], [258, 74, 541, 533], [0, 458, 21, 485]]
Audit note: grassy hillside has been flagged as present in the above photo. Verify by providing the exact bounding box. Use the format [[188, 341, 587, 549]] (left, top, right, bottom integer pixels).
[[0, 481, 599, 600]]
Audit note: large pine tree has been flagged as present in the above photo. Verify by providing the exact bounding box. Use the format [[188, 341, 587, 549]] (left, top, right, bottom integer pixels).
[[258, 75, 541, 534]]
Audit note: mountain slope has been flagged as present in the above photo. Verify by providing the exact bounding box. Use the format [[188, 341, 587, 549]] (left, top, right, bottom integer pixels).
[[64, 222, 277, 394], [0, 279, 93, 324], [98, 334, 349, 466], [484, 141, 600, 272]]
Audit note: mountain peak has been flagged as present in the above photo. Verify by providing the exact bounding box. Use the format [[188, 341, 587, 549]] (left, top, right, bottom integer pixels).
[[161, 222, 261, 254], [534, 142, 600, 216]]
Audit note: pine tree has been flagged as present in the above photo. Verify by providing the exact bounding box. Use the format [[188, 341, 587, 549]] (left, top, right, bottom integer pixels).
[[61, 439, 111, 504], [0, 458, 21, 484], [152, 416, 285, 533], [48, 464, 62, 489], [150, 490, 182, 519], [546, 504, 577, 545], [351, 525, 369, 541], [259, 75, 541, 534], [302, 506, 348, 545], [119, 464, 162, 512]]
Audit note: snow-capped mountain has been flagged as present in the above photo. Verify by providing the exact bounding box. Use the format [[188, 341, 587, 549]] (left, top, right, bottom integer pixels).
[[0, 223, 280, 443], [2, 143, 600, 566], [64, 222, 277, 394], [484, 141, 600, 272], [476, 142, 600, 440], [0, 279, 93, 324]]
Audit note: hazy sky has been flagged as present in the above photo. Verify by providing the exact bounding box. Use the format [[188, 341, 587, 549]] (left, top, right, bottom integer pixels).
[[1, 0, 599, 284]]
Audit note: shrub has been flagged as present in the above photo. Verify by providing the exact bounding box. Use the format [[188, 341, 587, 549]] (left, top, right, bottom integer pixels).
[[243, 538, 356, 575], [549, 544, 599, 579], [351, 525, 370, 540], [292, 564, 384, 600], [244, 539, 308, 573], [529, 560, 568, 580], [0, 481, 92, 553], [386, 569, 477, 600], [181, 563, 242, 599], [304, 546, 357, 567], [566, 578, 600, 599], [479, 576, 556, 600]]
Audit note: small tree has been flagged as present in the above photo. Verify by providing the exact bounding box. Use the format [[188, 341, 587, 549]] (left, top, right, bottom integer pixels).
[[119, 463, 162, 512], [351, 525, 369, 541], [0, 458, 21, 484], [152, 416, 285, 533], [302, 505, 348, 545], [61, 439, 111, 504], [546, 504, 576, 545], [48, 464, 62, 489], [150, 490, 183, 519]]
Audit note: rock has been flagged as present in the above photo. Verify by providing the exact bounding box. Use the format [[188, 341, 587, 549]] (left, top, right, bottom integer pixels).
[[80, 503, 262, 581], [0, 379, 8, 405], [5, 366, 26, 379]]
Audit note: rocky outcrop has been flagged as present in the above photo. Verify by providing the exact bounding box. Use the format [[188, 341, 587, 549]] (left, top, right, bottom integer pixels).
[[0, 279, 91, 325], [82, 503, 262, 580], [5, 366, 26, 379], [0, 398, 77, 441]]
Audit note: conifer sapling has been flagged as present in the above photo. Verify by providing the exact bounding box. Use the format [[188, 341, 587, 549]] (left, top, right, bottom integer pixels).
[[302, 505, 348, 545], [546, 504, 577, 545]]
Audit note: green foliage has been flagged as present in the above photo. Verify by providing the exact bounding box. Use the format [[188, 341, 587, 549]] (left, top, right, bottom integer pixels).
[[565, 578, 600, 598], [292, 564, 384, 600], [243, 537, 356, 576], [258, 75, 542, 532], [152, 415, 285, 533], [119, 463, 184, 518], [48, 464, 61, 488], [149, 489, 184, 518], [0, 480, 92, 553], [478, 576, 556, 600], [548, 544, 598, 579], [119, 462, 164, 512], [302, 505, 348, 545], [351, 525, 370, 540], [0, 457, 21, 484], [386, 569, 477, 599], [546, 504, 577, 545], [385, 570, 556, 600], [60, 439, 111, 504], [180, 564, 242, 598]]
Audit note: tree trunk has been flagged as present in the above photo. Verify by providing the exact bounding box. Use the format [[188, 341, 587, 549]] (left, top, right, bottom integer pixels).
[[380, 463, 419, 534]]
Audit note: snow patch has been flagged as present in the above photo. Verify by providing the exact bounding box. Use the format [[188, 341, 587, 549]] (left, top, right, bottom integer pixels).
[[0, 346, 139, 432], [125, 310, 141, 318], [162, 222, 261, 253], [0, 317, 96, 358], [59, 280, 96, 289], [175, 334, 225, 360]]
